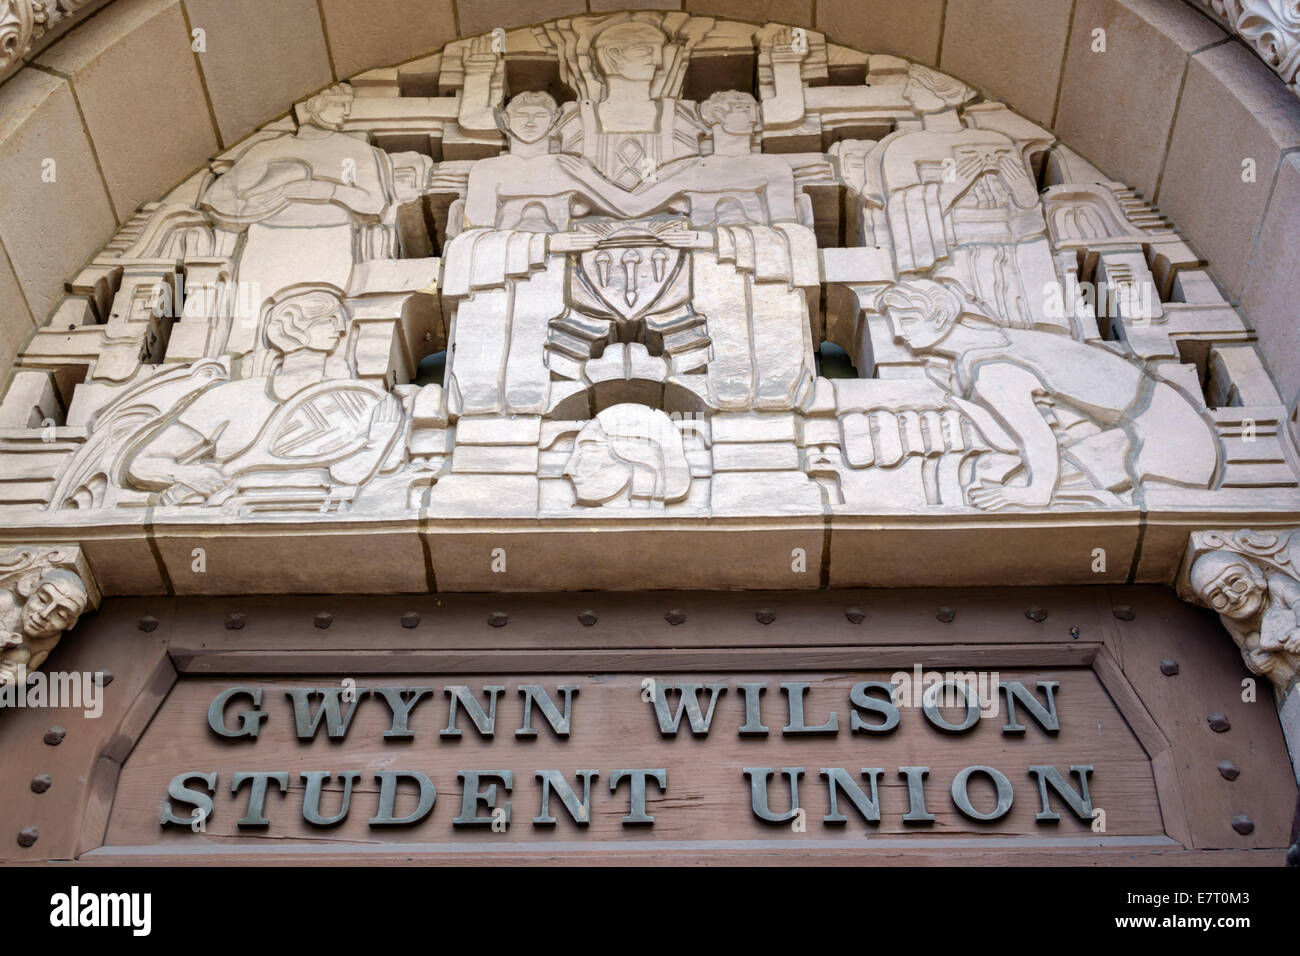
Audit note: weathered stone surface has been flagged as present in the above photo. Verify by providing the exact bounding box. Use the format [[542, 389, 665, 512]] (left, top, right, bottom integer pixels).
[[817, 0, 944, 66], [1242, 153, 1300, 403], [319, 0, 458, 79], [1159, 42, 1300, 302], [456, 0, 585, 36], [184, 0, 332, 146], [35, 0, 218, 219], [939, 0, 1073, 128], [0, 70, 115, 321], [1055, 0, 1226, 199]]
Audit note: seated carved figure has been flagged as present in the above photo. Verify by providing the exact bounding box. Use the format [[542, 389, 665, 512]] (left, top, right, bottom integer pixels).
[[1189, 550, 1300, 688], [880, 279, 1219, 511], [126, 290, 404, 510], [0, 570, 90, 685]]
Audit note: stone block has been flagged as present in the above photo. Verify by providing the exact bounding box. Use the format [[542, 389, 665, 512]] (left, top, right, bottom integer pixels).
[[817, 0, 944, 66], [1242, 153, 1300, 404], [0, 70, 116, 323], [1159, 42, 1300, 303], [939, 0, 1073, 127], [36, 0, 218, 219], [1056, 0, 1225, 199], [320, 0, 459, 79], [184, 0, 332, 146], [455, 0, 586, 36]]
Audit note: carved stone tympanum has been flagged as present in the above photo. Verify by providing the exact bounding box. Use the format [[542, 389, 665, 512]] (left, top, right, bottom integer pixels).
[[0, 10, 1297, 596]]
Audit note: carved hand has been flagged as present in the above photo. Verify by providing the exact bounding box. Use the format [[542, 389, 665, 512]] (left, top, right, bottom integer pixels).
[[657, 223, 710, 250], [462, 34, 502, 74], [768, 26, 809, 63], [168, 464, 227, 500], [549, 232, 601, 253]]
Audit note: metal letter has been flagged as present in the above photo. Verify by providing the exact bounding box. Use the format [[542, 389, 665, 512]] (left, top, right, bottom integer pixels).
[[300, 771, 361, 827], [821, 768, 884, 824], [533, 770, 598, 826], [744, 767, 804, 823], [516, 685, 579, 738], [442, 686, 505, 738], [1000, 681, 1061, 735], [207, 686, 269, 738], [454, 770, 513, 827], [230, 771, 289, 828], [849, 682, 900, 734], [609, 769, 667, 825], [284, 687, 370, 740], [372, 687, 435, 739], [921, 680, 981, 733], [951, 765, 1015, 822], [369, 771, 437, 826], [1027, 765, 1094, 822], [780, 682, 838, 735], [899, 767, 936, 824], [649, 682, 727, 736], [737, 682, 769, 736], [159, 772, 218, 828]]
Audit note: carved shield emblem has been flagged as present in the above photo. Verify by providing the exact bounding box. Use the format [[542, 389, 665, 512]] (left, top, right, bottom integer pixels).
[[579, 241, 682, 321]]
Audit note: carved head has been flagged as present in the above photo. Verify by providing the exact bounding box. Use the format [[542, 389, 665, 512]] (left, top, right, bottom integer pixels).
[[303, 83, 355, 130], [17, 569, 89, 640], [502, 91, 559, 146], [264, 290, 347, 356], [700, 91, 760, 137], [881, 279, 967, 351], [592, 21, 665, 82], [1190, 551, 1269, 623], [564, 405, 691, 507]]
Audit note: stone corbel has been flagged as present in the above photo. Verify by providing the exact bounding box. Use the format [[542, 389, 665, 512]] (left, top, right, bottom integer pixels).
[[1177, 529, 1300, 693], [0, 1, 95, 73], [0, 544, 100, 686], [1177, 529, 1300, 781]]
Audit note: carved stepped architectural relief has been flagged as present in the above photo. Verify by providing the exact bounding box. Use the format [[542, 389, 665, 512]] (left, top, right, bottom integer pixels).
[[0, 11, 1295, 598]]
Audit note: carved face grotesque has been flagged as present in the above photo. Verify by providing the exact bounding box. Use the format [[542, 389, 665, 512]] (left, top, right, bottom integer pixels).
[[20, 571, 88, 640], [504, 92, 558, 146], [1190, 552, 1268, 622], [594, 22, 665, 82]]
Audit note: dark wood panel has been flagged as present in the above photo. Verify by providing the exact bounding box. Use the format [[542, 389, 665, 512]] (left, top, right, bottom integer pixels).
[[104, 668, 1162, 850]]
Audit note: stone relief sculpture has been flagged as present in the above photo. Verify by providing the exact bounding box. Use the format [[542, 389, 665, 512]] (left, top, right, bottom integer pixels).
[[0, 546, 97, 686], [1179, 530, 1300, 690], [878, 278, 1218, 511], [1194, 1, 1300, 95], [0, 10, 1296, 612], [563, 404, 693, 508]]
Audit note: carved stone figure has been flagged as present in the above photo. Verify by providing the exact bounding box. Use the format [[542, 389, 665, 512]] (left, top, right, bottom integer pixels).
[[200, 83, 430, 359], [1180, 530, 1300, 690], [122, 289, 406, 512], [0, 546, 97, 686], [879, 279, 1218, 510], [563, 403, 692, 507]]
